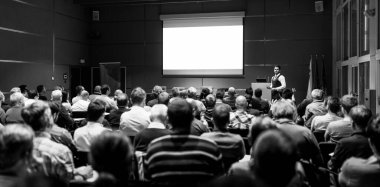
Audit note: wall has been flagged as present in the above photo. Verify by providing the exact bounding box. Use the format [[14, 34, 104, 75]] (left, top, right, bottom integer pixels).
[[88, 0, 332, 103], [0, 0, 89, 97]]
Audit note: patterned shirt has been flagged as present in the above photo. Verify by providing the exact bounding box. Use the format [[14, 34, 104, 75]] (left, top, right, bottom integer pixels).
[[229, 110, 254, 130]]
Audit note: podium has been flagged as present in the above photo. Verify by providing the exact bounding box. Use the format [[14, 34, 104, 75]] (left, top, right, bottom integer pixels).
[[251, 83, 271, 101]]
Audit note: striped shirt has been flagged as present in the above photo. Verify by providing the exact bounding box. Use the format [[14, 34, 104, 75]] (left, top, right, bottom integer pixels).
[[144, 134, 223, 183]]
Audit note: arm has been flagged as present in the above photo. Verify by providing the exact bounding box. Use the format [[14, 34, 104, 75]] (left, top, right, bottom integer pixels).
[[275, 75, 286, 90]]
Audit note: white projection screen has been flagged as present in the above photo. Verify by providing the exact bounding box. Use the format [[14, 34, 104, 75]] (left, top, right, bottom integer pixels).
[[160, 12, 245, 76]]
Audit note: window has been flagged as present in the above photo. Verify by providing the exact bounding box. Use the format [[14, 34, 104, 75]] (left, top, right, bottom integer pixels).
[[359, 0, 369, 55], [343, 5, 349, 60], [337, 13, 342, 61], [342, 66, 348, 95], [352, 66, 358, 96], [351, 0, 357, 56], [337, 68, 341, 96], [359, 62, 370, 103]]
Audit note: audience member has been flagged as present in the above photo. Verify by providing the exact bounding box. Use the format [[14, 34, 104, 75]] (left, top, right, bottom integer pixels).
[[133, 104, 171, 152], [21, 101, 74, 179], [89, 85, 102, 102], [204, 94, 216, 128], [120, 87, 150, 137], [189, 99, 210, 136], [329, 105, 373, 172], [186, 87, 206, 113], [229, 96, 254, 130], [61, 90, 71, 112], [295, 98, 313, 125], [325, 95, 358, 142], [147, 85, 163, 107], [107, 93, 129, 130], [157, 91, 170, 106], [223, 87, 237, 110], [311, 96, 342, 132], [303, 89, 327, 123], [113, 89, 123, 101], [282, 88, 296, 106], [74, 101, 110, 152], [0, 91, 5, 124], [72, 85, 84, 104], [5, 92, 25, 124], [244, 87, 253, 109], [36, 85, 47, 101], [51, 90, 74, 130], [251, 88, 270, 115], [71, 90, 90, 112], [201, 104, 245, 171], [145, 99, 223, 184], [97, 84, 118, 111], [339, 114, 380, 187], [215, 89, 226, 107], [0, 124, 34, 187], [200, 87, 211, 105], [90, 131, 133, 187], [272, 100, 324, 167], [169, 87, 180, 103]]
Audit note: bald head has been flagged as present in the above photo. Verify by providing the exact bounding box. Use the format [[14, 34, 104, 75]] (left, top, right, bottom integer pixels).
[[235, 95, 248, 110], [228, 87, 235, 96], [150, 104, 168, 123], [81, 90, 89, 100], [51, 90, 62, 102]]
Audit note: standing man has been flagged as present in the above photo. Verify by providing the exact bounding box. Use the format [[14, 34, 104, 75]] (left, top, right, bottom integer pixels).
[[268, 65, 286, 93]]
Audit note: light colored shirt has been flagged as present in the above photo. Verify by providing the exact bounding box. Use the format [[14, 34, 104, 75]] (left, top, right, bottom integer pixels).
[[72, 96, 81, 104], [74, 122, 109, 152], [229, 110, 254, 129], [96, 95, 118, 111], [71, 100, 90, 112], [120, 106, 150, 136], [339, 155, 380, 187], [311, 113, 342, 132], [325, 117, 353, 143]]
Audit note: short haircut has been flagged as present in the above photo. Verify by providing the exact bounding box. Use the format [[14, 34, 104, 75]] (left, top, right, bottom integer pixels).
[[36, 85, 45, 93], [158, 92, 170, 106], [152, 85, 163, 97], [10, 87, 21, 94], [19, 85, 28, 94], [282, 88, 293, 100], [101, 84, 110, 95], [80, 90, 89, 98], [0, 91, 4, 102], [216, 90, 225, 100], [367, 114, 380, 154], [90, 131, 133, 180], [51, 90, 62, 101], [212, 104, 230, 129], [114, 89, 123, 96], [311, 89, 324, 100], [205, 94, 216, 108], [228, 87, 235, 96], [93, 85, 101, 94], [168, 99, 194, 131], [327, 96, 341, 114], [245, 87, 253, 95], [200, 88, 211, 100], [341, 95, 358, 113], [130, 87, 146, 105], [187, 87, 197, 99], [254, 88, 262, 98], [28, 90, 38, 99], [0, 124, 34, 170], [87, 101, 105, 122], [116, 93, 128, 107], [235, 95, 248, 109], [248, 117, 277, 148], [21, 101, 52, 132], [349, 105, 372, 130], [171, 87, 180, 97], [61, 91, 69, 102], [150, 104, 168, 122], [10, 92, 25, 106], [274, 65, 281, 70], [179, 90, 188, 99], [75, 85, 84, 95], [253, 130, 297, 187], [271, 100, 297, 120]]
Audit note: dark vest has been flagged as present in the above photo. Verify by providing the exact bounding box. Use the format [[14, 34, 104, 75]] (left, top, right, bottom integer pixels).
[[271, 74, 282, 88]]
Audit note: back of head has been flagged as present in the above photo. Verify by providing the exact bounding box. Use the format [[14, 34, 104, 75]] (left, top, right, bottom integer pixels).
[[87, 101, 106, 122], [94, 85, 101, 94], [349, 105, 372, 130], [51, 90, 62, 102], [200, 88, 211, 100], [0, 124, 34, 172], [327, 96, 341, 114], [28, 90, 38, 100], [19, 85, 29, 96], [253, 130, 297, 187], [187, 87, 197, 99], [168, 99, 193, 133], [75, 85, 84, 96], [21, 101, 52, 132], [249, 117, 277, 148], [245, 87, 253, 96], [228, 87, 235, 97], [36, 85, 45, 94], [150, 104, 168, 122], [114, 89, 123, 97], [341, 95, 358, 113], [152, 85, 163, 97], [10, 92, 25, 106], [367, 114, 380, 155], [235, 95, 248, 110], [205, 94, 216, 108], [90, 131, 133, 182], [216, 89, 225, 100], [213, 104, 230, 130], [116, 93, 128, 107], [282, 88, 293, 100], [130, 87, 146, 105], [271, 100, 297, 120], [101, 85, 110, 95], [311, 89, 324, 100], [171, 87, 180, 97], [254, 88, 262, 98], [80, 90, 89, 100], [158, 92, 170, 106], [179, 90, 188, 99], [10, 87, 21, 95]]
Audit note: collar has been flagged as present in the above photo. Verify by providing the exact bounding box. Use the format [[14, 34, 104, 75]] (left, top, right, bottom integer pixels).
[[35, 131, 51, 139], [86, 121, 103, 127], [275, 118, 296, 125], [148, 122, 166, 129], [351, 130, 367, 137]]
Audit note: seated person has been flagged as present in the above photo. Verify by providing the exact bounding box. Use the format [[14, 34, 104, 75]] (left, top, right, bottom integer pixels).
[[107, 93, 130, 130], [71, 90, 90, 112], [96, 84, 118, 112], [189, 100, 210, 136], [5, 92, 25, 124], [223, 87, 237, 111], [201, 104, 245, 171], [157, 91, 170, 106], [203, 94, 216, 128], [339, 114, 380, 187], [51, 90, 74, 130], [186, 87, 206, 113], [329, 105, 373, 172], [147, 85, 163, 107], [303, 89, 327, 127], [229, 96, 254, 130], [311, 96, 342, 132], [133, 104, 171, 152], [325, 95, 358, 143], [72, 85, 84, 104], [251, 88, 270, 115]]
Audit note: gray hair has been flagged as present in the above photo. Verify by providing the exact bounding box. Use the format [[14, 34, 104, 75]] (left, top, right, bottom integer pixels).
[[150, 104, 168, 123], [271, 100, 297, 120], [51, 90, 62, 101]]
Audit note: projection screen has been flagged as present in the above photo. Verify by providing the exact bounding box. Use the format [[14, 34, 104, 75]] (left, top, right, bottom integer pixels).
[[160, 12, 245, 76]]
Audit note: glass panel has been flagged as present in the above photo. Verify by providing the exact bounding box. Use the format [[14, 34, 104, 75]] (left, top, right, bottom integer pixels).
[[337, 68, 341, 96], [351, 0, 357, 56], [359, 0, 369, 55], [343, 5, 349, 60], [337, 13, 342, 61], [352, 66, 358, 96], [359, 62, 370, 104], [342, 66, 348, 95]]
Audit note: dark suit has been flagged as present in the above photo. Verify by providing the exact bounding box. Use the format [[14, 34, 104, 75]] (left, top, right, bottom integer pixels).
[[107, 107, 130, 130]]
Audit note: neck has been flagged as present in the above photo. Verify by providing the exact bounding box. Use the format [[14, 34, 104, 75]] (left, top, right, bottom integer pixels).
[[214, 126, 228, 132]]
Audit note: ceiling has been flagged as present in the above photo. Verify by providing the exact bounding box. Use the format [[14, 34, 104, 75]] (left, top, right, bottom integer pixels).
[[74, 0, 232, 6]]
